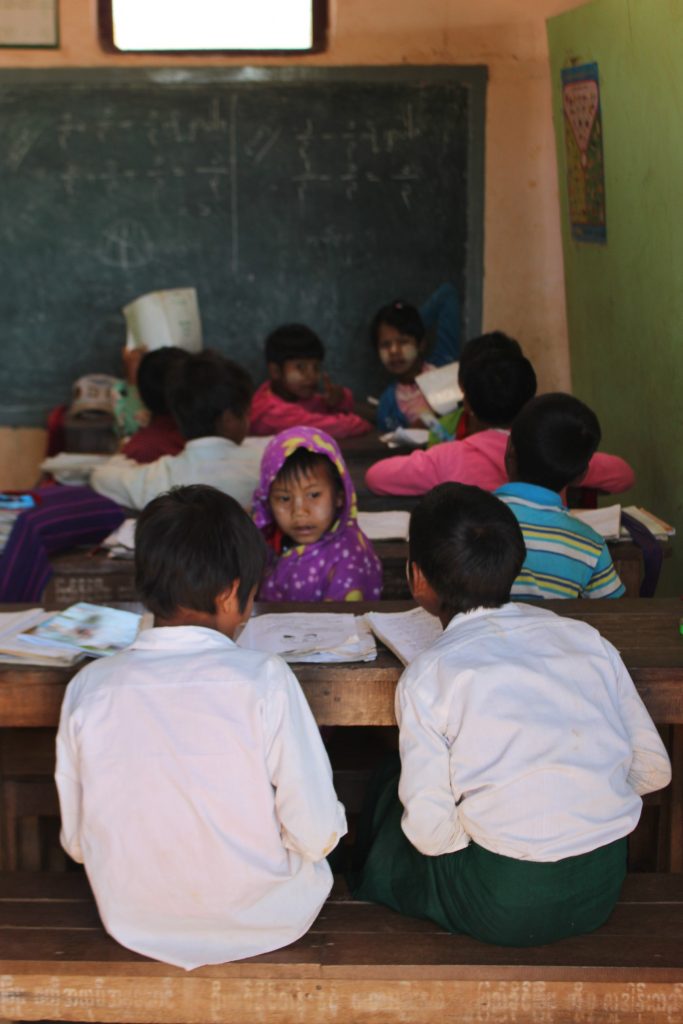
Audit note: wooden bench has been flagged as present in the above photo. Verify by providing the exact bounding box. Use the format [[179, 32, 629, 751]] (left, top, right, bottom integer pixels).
[[0, 871, 681, 1023]]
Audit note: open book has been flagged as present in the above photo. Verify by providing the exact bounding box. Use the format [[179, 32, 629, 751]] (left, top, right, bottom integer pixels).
[[364, 606, 443, 666], [16, 602, 147, 660], [123, 288, 203, 353], [0, 609, 86, 666], [357, 511, 411, 542], [237, 613, 376, 663], [570, 504, 675, 541]]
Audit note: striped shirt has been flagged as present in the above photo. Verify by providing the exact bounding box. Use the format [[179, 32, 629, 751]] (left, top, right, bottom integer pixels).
[[495, 482, 625, 600]]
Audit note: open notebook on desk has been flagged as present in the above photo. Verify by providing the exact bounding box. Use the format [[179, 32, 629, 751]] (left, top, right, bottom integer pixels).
[[237, 613, 377, 663], [364, 606, 443, 666]]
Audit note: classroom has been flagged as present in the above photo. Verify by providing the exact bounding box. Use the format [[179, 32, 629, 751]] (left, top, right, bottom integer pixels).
[[0, 1, 682, 1021]]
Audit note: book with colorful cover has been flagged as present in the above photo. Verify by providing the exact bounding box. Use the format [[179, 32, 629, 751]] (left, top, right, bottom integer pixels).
[[18, 602, 143, 659]]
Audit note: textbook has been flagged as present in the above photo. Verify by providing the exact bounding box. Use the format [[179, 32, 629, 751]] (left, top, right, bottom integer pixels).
[[237, 613, 377, 663], [569, 505, 676, 541], [0, 609, 86, 666], [415, 362, 463, 416], [364, 606, 443, 666], [357, 511, 411, 541], [123, 288, 203, 353], [16, 602, 145, 659]]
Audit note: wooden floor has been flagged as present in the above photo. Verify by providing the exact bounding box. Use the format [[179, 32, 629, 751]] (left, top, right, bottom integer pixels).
[[0, 873, 682, 1023]]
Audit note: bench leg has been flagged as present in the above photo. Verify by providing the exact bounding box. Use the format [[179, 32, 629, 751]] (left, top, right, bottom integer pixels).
[[669, 724, 683, 872]]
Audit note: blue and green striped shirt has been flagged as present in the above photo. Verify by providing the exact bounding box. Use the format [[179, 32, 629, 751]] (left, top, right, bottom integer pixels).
[[495, 482, 625, 600]]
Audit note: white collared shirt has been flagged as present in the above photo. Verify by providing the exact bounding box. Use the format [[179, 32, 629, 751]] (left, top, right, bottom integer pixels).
[[56, 625, 347, 969], [397, 602, 671, 862], [90, 436, 261, 510]]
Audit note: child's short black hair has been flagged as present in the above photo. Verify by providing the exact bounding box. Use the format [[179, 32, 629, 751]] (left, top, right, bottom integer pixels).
[[273, 447, 342, 492], [370, 300, 425, 348], [137, 347, 189, 416], [265, 324, 325, 365], [510, 393, 601, 493], [409, 483, 526, 617], [461, 352, 537, 427], [458, 331, 522, 386], [166, 350, 252, 440], [135, 485, 266, 618]]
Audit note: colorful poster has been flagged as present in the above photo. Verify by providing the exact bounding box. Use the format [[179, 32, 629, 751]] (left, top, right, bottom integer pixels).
[[561, 62, 606, 244]]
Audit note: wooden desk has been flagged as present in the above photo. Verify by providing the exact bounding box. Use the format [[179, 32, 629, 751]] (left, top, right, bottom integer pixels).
[[1, 599, 682, 869]]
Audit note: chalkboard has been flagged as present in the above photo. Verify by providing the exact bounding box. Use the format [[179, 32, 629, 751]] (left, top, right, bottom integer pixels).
[[0, 66, 486, 426]]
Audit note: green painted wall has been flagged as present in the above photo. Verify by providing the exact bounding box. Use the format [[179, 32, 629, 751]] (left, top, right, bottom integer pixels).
[[547, 0, 683, 595]]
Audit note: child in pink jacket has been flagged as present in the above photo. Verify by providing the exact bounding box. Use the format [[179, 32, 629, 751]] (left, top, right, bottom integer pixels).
[[249, 324, 372, 439], [365, 349, 635, 496]]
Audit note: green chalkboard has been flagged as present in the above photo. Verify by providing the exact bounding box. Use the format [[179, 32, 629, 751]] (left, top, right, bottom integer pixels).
[[0, 66, 486, 426]]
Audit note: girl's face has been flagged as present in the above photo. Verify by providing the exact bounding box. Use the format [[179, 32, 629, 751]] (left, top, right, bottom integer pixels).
[[269, 463, 343, 546], [270, 358, 321, 401], [376, 323, 424, 378]]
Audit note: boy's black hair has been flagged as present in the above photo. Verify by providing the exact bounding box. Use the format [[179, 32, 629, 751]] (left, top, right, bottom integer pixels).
[[166, 350, 252, 440], [265, 324, 325, 365], [409, 482, 526, 617], [135, 485, 266, 618], [510, 393, 601, 493], [137, 347, 189, 416], [461, 352, 537, 427], [458, 331, 522, 386], [272, 446, 342, 492], [370, 300, 425, 348]]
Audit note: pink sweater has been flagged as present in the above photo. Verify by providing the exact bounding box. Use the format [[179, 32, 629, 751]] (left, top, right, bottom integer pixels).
[[365, 428, 635, 496], [249, 381, 372, 439]]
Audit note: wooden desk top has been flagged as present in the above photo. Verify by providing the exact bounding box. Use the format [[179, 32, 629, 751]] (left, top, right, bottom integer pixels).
[[1, 599, 683, 728]]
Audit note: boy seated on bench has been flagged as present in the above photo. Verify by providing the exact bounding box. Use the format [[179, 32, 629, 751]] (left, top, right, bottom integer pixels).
[[55, 485, 346, 970], [353, 483, 670, 946]]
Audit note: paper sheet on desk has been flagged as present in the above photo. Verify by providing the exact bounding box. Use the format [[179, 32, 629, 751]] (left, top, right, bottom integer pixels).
[[237, 613, 377, 663], [357, 511, 410, 541]]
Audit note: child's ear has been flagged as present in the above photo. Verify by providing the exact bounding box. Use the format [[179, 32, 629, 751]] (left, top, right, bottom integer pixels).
[[215, 580, 240, 615], [407, 561, 441, 616]]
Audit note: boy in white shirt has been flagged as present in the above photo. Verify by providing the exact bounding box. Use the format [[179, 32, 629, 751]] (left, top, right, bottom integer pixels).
[[56, 484, 346, 970], [353, 482, 670, 946], [91, 352, 261, 510]]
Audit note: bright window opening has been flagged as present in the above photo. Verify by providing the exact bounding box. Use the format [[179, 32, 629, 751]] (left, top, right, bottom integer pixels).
[[105, 0, 321, 53]]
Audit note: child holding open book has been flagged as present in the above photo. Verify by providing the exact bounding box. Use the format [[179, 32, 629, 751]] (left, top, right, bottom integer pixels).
[[253, 427, 382, 602], [353, 483, 670, 946], [56, 484, 346, 969]]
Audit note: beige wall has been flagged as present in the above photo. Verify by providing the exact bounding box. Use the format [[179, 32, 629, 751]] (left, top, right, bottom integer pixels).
[[0, 0, 584, 488]]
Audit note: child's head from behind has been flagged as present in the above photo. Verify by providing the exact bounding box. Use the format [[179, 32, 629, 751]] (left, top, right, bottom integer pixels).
[[137, 347, 189, 416], [409, 483, 525, 621], [370, 300, 426, 379], [508, 393, 601, 493], [253, 427, 353, 548], [461, 351, 536, 428], [269, 447, 344, 547], [458, 331, 522, 389], [135, 485, 266, 635], [265, 323, 325, 402], [167, 350, 252, 443]]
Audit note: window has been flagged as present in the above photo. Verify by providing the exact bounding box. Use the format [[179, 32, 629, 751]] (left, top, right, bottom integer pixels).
[[100, 0, 326, 54]]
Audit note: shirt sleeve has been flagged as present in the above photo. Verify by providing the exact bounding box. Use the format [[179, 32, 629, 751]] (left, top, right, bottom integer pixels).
[[582, 452, 635, 494], [583, 543, 626, 599], [90, 454, 167, 510], [264, 659, 347, 861], [365, 442, 468, 495], [55, 691, 85, 864], [419, 282, 461, 366], [254, 394, 372, 439], [396, 668, 470, 856], [609, 644, 672, 796]]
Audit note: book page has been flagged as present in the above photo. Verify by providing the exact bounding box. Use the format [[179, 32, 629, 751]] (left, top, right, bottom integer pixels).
[[569, 504, 621, 540], [237, 612, 376, 663], [623, 506, 676, 538], [415, 362, 462, 415], [364, 606, 443, 666], [123, 288, 203, 352], [357, 511, 410, 541]]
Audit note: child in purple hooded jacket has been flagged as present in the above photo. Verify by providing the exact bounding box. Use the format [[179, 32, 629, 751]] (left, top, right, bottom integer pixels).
[[253, 428, 383, 602]]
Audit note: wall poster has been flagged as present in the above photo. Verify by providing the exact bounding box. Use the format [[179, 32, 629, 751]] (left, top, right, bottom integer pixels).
[[561, 62, 606, 244]]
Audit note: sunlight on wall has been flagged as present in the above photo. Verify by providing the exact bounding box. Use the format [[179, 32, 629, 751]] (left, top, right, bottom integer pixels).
[[112, 0, 313, 51]]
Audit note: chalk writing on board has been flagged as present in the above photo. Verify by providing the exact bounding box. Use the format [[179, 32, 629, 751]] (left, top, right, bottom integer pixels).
[[97, 220, 154, 270]]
